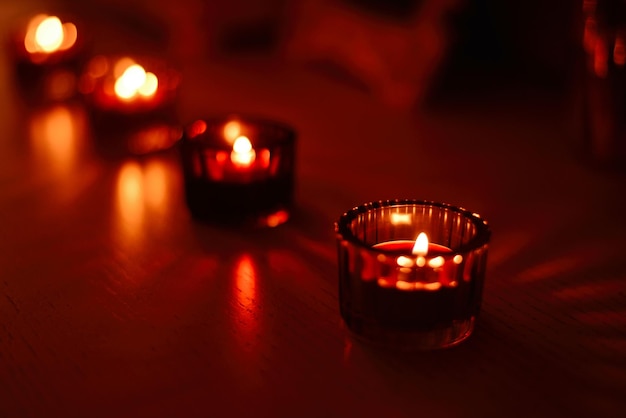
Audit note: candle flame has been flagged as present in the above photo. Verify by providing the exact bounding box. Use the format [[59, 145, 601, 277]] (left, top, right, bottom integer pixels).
[[231, 136, 256, 166], [412, 232, 429, 256], [233, 136, 252, 153], [36, 17, 63, 51], [113, 61, 158, 100], [24, 15, 77, 54]]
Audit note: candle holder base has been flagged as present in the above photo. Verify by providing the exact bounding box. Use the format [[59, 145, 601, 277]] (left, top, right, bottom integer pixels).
[[184, 178, 292, 228], [13, 55, 85, 105], [87, 108, 181, 157], [343, 314, 475, 351]]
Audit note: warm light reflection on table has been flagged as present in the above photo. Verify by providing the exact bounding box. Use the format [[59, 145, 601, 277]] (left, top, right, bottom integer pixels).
[[115, 161, 145, 247], [113, 159, 173, 251], [29, 104, 86, 176], [233, 254, 259, 341], [1, 9, 626, 415]]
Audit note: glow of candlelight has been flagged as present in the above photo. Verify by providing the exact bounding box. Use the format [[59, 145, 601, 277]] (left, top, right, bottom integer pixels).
[[230, 136, 256, 166], [113, 62, 158, 100], [412, 232, 429, 256], [24, 15, 77, 54]]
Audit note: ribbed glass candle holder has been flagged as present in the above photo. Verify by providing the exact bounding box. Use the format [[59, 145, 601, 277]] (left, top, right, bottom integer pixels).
[[180, 116, 296, 227], [336, 199, 491, 350]]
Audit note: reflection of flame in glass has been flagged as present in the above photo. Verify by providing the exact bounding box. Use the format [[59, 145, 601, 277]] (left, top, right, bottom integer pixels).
[[396, 256, 414, 268], [78, 55, 109, 95], [127, 125, 182, 155], [223, 121, 241, 143], [88, 55, 109, 78], [45, 69, 77, 101], [29, 105, 83, 175], [187, 120, 207, 138], [390, 212, 411, 225], [113, 61, 158, 100], [264, 209, 290, 228], [427, 256, 445, 268], [231, 136, 256, 166], [24, 14, 77, 54], [113, 57, 136, 78]]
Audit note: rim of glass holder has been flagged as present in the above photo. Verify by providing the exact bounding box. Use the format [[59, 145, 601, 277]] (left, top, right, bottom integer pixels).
[[335, 199, 491, 255], [182, 115, 296, 150]]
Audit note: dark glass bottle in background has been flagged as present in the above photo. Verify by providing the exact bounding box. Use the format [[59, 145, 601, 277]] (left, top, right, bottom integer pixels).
[[581, 0, 626, 169]]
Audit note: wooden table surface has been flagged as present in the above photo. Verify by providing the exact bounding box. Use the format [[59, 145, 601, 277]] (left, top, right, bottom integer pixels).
[[2, 3, 626, 418]]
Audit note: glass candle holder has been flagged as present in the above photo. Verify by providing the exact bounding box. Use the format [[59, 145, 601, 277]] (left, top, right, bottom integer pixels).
[[79, 55, 181, 155], [180, 117, 296, 227], [335, 199, 491, 350], [10, 12, 88, 102]]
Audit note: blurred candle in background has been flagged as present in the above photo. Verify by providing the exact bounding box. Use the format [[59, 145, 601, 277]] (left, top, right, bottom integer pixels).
[[80, 56, 176, 112], [12, 12, 87, 102], [23, 14, 77, 59], [79, 55, 181, 156], [180, 117, 295, 227]]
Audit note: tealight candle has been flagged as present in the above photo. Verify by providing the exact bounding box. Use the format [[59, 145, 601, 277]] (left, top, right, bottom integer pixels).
[[11, 12, 87, 102], [180, 117, 296, 227], [335, 199, 491, 350], [79, 55, 181, 155]]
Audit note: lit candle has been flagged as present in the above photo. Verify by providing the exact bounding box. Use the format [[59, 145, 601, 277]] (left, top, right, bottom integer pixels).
[[194, 120, 272, 181], [336, 199, 491, 350], [80, 56, 171, 111], [180, 117, 296, 226], [12, 13, 86, 101], [113, 63, 158, 101], [230, 136, 256, 167], [372, 232, 452, 254], [23, 14, 78, 63], [79, 55, 181, 155], [372, 232, 459, 290]]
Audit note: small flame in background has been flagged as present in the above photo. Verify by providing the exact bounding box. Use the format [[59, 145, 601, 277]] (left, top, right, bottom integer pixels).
[[114, 61, 158, 100], [24, 14, 77, 55]]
